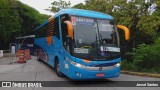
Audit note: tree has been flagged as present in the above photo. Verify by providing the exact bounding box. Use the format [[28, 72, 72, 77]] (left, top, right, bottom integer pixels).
[[137, 1, 160, 36], [18, 1, 49, 36], [0, 0, 21, 49], [73, 3, 86, 9], [51, 0, 71, 13], [0, 0, 49, 49]]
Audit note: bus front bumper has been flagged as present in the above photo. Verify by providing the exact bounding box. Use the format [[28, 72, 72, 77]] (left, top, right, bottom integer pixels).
[[63, 61, 120, 80]]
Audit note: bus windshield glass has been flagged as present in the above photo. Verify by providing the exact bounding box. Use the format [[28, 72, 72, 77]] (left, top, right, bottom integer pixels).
[[71, 16, 120, 61]]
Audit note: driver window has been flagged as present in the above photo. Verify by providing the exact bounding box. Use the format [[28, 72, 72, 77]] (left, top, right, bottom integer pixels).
[[61, 14, 70, 51]]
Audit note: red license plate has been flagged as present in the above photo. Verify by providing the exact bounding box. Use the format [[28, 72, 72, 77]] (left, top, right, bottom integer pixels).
[[96, 73, 104, 77]]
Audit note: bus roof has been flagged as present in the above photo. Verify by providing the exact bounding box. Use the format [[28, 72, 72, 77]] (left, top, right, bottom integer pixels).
[[16, 35, 35, 39], [35, 8, 114, 30], [54, 8, 113, 20]]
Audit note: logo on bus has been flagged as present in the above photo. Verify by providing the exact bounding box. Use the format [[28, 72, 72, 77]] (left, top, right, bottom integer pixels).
[[99, 67, 103, 71]]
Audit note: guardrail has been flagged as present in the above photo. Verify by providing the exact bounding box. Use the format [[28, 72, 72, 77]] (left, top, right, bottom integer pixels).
[[0, 50, 16, 57]]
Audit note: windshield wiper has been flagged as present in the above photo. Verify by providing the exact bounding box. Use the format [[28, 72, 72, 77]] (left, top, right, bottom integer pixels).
[[99, 33, 103, 44]]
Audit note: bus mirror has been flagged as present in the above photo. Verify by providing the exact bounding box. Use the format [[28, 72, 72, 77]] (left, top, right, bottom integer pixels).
[[64, 21, 73, 39], [117, 25, 130, 41]]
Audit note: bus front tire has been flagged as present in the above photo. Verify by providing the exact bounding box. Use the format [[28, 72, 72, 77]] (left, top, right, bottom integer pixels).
[[55, 59, 63, 77], [37, 53, 41, 61]]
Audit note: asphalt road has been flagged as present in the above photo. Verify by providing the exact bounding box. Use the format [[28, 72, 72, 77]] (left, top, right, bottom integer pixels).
[[0, 56, 159, 90]]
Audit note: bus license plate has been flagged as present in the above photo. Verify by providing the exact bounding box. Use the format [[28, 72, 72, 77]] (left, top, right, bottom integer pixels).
[[96, 73, 104, 77]]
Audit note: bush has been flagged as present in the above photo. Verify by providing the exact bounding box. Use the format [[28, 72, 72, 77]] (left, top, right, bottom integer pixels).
[[123, 37, 160, 73], [121, 59, 135, 71]]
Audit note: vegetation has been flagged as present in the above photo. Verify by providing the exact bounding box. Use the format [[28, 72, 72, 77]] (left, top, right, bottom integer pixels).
[[51, 0, 71, 13], [0, 0, 49, 49], [122, 37, 160, 73]]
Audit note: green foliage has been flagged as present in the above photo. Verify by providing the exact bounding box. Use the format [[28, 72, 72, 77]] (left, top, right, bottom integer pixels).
[[0, 0, 49, 49], [73, 3, 86, 9], [51, 0, 71, 13], [18, 1, 49, 35], [0, 0, 21, 46], [125, 38, 160, 73], [121, 59, 135, 71]]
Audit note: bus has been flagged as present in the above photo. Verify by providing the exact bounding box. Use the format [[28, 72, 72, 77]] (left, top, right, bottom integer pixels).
[[15, 35, 36, 55], [35, 9, 130, 80]]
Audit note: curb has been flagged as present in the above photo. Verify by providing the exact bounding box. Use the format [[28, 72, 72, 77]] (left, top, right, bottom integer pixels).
[[121, 70, 160, 78]]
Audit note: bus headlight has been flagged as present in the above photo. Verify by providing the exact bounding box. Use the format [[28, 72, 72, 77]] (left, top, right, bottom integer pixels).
[[71, 61, 85, 68], [115, 63, 120, 67], [75, 63, 85, 68], [66, 58, 85, 68]]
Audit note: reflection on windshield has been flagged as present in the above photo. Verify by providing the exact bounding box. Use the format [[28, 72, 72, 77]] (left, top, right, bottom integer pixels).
[[71, 16, 97, 48], [97, 20, 118, 46], [71, 16, 120, 61]]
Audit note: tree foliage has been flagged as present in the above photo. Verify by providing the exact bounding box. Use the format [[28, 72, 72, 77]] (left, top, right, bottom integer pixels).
[[0, 0, 21, 48], [18, 1, 49, 36], [73, 3, 86, 9], [125, 37, 160, 73], [51, 0, 71, 13], [0, 0, 49, 49]]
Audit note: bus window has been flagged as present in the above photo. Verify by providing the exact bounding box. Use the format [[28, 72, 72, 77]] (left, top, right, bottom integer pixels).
[[53, 17, 60, 39], [61, 14, 70, 52], [35, 24, 48, 38]]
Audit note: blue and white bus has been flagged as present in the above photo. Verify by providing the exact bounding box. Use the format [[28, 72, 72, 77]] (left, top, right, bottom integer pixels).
[[35, 9, 130, 80]]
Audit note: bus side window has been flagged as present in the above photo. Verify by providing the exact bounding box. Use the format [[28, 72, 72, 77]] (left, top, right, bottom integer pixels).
[[35, 24, 48, 38]]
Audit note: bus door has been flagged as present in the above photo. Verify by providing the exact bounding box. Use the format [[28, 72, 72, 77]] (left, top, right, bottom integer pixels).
[[60, 14, 73, 67]]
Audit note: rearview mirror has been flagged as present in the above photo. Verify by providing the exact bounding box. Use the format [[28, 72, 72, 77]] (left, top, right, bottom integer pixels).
[[64, 21, 73, 39], [117, 25, 130, 41]]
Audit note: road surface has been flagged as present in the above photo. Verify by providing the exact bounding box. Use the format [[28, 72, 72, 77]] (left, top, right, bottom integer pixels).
[[0, 56, 159, 90]]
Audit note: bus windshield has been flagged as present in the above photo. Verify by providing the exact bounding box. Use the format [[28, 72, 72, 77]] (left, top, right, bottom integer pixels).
[[71, 16, 120, 61]]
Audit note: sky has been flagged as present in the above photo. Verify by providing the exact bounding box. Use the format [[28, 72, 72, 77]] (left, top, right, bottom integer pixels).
[[19, 0, 85, 15]]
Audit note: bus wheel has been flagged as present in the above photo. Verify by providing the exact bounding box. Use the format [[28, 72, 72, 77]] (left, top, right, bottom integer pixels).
[[37, 53, 41, 61], [55, 59, 63, 77]]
